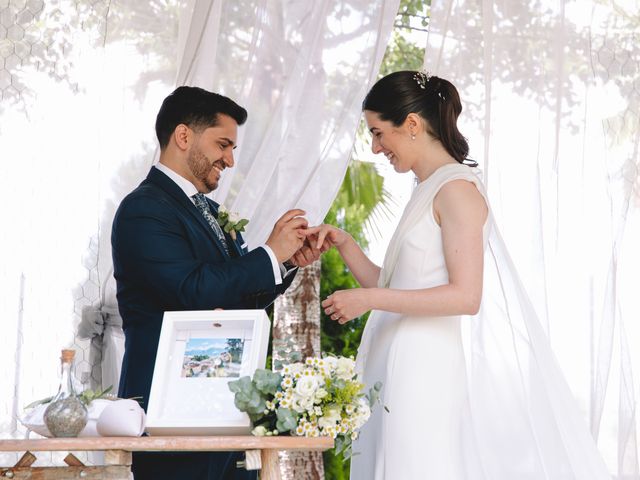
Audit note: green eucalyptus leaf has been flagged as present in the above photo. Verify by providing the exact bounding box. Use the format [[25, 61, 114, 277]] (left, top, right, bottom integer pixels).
[[228, 376, 253, 394], [275, 408, 298, 432], [253, 369, 281, 395], [366, 381, 384, 408]]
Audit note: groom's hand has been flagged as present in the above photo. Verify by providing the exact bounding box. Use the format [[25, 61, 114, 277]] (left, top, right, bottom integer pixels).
[[265, 209, 308, 263], [288, 236, 322, 268]]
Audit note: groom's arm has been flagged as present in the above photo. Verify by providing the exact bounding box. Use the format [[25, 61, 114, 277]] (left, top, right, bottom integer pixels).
[[112, 194, 283, 310]]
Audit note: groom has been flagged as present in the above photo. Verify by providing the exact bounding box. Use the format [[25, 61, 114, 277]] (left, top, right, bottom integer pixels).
[[111, 86, 318, 480]]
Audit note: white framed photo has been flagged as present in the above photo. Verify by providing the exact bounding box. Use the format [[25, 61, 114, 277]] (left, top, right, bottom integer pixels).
[[145, 309, 271, 436]]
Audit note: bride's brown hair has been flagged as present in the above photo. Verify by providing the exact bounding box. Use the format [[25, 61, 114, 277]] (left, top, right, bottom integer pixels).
[[362, 70, 476, 166]]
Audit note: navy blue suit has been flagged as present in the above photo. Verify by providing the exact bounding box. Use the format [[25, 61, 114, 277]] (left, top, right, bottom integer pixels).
[[111, 166, 295, 480]]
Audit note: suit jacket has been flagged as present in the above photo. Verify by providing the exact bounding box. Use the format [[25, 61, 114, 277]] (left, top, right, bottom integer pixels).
[[111, 166, 295, 479]]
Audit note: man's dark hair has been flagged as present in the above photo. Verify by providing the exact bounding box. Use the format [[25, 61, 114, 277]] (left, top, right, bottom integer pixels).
[[155, 86, 248, 149]]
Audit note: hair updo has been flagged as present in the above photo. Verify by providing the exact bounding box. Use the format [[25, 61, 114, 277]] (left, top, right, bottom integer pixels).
[[362, 70, 475, 166]]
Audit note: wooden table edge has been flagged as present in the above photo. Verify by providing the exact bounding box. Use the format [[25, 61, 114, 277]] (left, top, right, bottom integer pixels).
[[0, 436, 333, 453]]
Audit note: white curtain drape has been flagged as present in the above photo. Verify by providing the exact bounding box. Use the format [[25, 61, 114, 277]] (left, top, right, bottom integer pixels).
[[0, 1, 182, 463], [426, 1, 639, 477], [179, 0, 400, 246], [0, 0, 399, 464]]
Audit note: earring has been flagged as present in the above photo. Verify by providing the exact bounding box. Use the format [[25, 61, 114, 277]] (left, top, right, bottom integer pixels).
[[411, 134, 416, 140]]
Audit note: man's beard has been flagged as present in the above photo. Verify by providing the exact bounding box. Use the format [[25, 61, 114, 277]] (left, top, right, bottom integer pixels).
[[187, 147, 224, 192]]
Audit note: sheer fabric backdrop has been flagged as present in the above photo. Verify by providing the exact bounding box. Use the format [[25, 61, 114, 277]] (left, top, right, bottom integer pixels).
[[178, 0, 400, 245], [0, 0, 398, 464], [0, 1, 182, 464], [426, 0, 639, 477]]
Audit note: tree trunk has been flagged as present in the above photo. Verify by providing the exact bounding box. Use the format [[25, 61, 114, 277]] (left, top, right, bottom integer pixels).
[[273, 260, 325, 480]]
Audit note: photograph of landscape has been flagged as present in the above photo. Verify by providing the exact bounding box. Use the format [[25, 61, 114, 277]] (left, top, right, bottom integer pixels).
[[181, 337, 244, 378]]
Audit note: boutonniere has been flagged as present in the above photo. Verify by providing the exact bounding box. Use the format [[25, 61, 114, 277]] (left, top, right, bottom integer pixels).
[[217, 205, 249, 241]]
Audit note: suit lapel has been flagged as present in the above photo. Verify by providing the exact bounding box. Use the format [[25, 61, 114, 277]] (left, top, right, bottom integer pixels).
[[146, 167, 231, 259]]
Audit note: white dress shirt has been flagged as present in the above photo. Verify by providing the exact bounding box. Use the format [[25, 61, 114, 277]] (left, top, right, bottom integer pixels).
[[155, 162, 284, 285]]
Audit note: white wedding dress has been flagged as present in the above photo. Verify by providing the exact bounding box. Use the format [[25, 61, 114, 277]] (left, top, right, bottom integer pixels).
[[350, 163, 611, 480]]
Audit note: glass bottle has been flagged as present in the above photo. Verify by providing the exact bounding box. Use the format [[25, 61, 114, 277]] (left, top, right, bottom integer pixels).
[[43, 349, 88, 437]]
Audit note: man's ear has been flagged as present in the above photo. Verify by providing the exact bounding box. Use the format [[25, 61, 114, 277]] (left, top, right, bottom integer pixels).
[[173, 124, 191, 151]]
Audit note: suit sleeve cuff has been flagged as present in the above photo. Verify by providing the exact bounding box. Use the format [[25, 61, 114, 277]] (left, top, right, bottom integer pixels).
[[260, 245, 283, 285]]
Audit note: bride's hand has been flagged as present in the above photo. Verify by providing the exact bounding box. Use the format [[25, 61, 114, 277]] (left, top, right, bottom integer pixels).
[[305, 224, 349, 252], [321, 288, 371, 324]]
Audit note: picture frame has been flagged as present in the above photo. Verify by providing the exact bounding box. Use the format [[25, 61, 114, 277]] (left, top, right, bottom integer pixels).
[[145, 309, 271, 436]]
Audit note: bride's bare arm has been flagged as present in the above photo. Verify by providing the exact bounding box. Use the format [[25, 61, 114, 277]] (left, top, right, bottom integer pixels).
[[322, 180, 488, 321], [305, 225, 381, 288]]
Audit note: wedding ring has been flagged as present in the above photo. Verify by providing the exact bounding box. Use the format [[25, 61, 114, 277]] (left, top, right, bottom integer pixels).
[[332, 313, 339, 320]]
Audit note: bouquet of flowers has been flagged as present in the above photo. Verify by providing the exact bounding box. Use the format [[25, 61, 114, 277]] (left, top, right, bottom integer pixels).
[[228, 355, 382, 459]]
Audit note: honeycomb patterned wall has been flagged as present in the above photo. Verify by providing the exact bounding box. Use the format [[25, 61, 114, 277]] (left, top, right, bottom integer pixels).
[[0, 0, 110, 103], [1, 0, 111, 466]]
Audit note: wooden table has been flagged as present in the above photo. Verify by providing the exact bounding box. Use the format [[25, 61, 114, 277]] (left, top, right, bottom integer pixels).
[[0, 436, 333, 479]]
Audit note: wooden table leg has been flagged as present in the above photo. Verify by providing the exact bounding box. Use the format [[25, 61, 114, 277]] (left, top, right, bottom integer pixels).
[[260, 449, 282, 480], [63, 453, 85, 466], [104, 450, 132, 467], [14, 452, 36, 468]]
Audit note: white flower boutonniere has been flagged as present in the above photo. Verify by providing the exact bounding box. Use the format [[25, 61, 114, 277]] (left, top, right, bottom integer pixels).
[[217, 205, 249, 241]]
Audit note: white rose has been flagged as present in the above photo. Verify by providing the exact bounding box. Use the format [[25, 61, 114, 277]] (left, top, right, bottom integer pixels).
[[229, 212, 240, 223], [318, 406, 341, 430], [295, 375, 320, 399], [357, 398, 371, 416], [351, 399, 371, 429], [218, 205, 228, 214], [252, 425, 268, 436], [314, 388, 328, 402], [290, 394, 313, 414], [289, 396, 305, 413], [335, 357, 356, 380], [323, 356, 338, 371]]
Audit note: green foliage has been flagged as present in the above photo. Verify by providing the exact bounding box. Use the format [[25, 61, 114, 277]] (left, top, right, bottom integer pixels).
[[320, 161, 383, 359], [366, 381, 383, 408], [191, 354, 208, 362], [253, 369, 281, 395], [78, 386, 114, 405], [378, 31, 426, 78], [275, 408, 298, 432], [325, 377, 362, 407], [228, 375, 267, 418]]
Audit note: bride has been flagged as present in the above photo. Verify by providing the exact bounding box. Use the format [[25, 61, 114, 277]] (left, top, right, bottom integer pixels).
[[307, 71, 611, 479]]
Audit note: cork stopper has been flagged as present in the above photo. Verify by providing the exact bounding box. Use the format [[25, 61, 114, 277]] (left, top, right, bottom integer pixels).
[[61, 349, 75, 363]]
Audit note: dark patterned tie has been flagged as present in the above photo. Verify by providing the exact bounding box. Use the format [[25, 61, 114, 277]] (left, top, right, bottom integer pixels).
[[192, 193, 230, 256]]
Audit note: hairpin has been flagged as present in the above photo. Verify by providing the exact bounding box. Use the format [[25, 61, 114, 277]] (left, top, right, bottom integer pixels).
[[413, 70, 431, 89]]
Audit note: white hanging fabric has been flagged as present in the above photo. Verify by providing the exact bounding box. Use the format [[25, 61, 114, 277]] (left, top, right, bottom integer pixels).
[[425, 0, 639, 477], [0, 1, 401, 458], [176, 0, 401, 247]]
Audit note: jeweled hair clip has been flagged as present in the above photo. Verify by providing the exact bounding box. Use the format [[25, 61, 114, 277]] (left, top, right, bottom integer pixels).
[[413, 70, 431, 89]]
